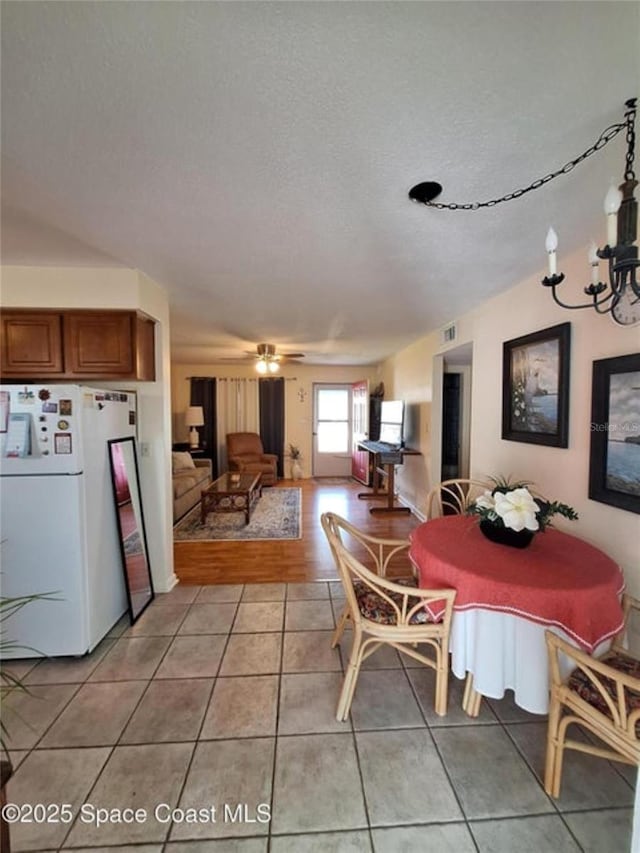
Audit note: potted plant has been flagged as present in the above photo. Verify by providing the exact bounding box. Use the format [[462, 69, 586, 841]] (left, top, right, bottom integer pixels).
[[1, 589, 56, 849], [288, 444, 303, 480], [1, 590, 58, 803], [469, 476, 578, 548]]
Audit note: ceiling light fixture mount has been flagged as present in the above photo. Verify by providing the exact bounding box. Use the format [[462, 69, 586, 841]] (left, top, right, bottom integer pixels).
[[408, 181, 443, 204], [409, 98, 638, 325]]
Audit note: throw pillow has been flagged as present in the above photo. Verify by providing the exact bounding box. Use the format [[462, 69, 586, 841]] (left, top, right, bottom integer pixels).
[[172, 451, 196, 473]]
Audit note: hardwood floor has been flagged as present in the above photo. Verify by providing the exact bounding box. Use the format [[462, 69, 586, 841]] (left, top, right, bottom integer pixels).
[[173, 477, 422, 585]]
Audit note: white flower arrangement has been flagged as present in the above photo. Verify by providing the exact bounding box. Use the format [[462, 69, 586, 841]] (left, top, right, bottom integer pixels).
[[470, 477, 578, 533], [474, 487, 541, 532]]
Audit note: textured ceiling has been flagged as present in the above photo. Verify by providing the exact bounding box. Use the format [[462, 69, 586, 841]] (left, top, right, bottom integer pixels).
[[1, 2, 638, 365]]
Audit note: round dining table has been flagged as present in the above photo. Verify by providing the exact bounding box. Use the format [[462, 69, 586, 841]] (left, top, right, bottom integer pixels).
[[409, 515, 625, 715]]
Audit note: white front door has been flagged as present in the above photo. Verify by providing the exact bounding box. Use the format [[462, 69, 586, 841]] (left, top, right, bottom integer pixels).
[[312, 384, 353, 477]]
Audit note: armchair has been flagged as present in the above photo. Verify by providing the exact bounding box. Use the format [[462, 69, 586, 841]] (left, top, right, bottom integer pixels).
[[226, 432, 278, 486]]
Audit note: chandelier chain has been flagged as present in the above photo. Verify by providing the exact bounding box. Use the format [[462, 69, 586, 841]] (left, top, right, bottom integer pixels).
[[425, 121, 628, 211], [625, 100, 636, 181]]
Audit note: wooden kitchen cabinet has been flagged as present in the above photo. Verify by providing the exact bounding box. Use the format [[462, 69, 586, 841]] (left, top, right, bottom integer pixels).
[[0, 312, 64, 375], [0, 309, 155, 380]]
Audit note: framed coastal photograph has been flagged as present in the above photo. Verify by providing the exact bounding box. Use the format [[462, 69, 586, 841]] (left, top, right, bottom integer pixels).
[[589, 352, 640, 514], [502, 322, 571, 447]]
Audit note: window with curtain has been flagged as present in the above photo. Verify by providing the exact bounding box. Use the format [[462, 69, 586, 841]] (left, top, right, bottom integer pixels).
[[216, 378, 260, 474]]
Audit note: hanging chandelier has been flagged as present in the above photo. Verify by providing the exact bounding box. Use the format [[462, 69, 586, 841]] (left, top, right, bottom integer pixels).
[[255, 343, 280, 374], [409, 98, 638, 326]]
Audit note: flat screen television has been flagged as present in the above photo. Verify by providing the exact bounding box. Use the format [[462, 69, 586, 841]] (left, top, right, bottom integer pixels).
[[378, 400, 404, 447]]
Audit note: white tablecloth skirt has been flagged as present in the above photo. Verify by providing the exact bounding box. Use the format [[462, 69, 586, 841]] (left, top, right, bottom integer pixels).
[[449, 608, 611, 715]]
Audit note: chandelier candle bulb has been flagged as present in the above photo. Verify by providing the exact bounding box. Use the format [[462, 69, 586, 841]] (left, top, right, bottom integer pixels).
[[588, 241, 600, 284], [604, 183, 623, 245], [545, 227, 558, 276]]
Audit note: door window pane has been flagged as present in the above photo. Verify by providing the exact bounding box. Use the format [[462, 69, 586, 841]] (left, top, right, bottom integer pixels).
[[317, 422, 349, 452], [317, 390, 349, 420]]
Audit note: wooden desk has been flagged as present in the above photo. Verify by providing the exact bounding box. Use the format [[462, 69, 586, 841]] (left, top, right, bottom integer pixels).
[[409, 515, 625, 714], [356, 442, 418, 514]]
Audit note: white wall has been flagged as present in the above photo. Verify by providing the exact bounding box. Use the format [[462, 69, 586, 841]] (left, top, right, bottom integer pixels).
[[171, 361, 379, 478], [1, 266, 176, 592], [378, 336, 441, 516], [382, 245, 640, 591]]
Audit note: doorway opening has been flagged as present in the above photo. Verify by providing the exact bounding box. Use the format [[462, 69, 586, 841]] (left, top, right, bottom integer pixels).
[[312, 384, 353, 477], [431, 342, 473, 486]]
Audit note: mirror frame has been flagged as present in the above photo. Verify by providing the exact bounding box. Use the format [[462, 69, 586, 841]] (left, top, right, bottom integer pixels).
[[107, 436, 154, 624]]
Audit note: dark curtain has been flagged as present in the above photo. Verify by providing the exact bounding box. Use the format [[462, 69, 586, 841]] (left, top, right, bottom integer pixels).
[[190, 377, 218, 477], [259, 377, 285, 478]]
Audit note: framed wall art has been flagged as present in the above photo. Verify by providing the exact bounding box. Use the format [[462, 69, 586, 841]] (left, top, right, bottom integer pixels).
[[502, 322, 571, 447], [588, 352, 640, 514]]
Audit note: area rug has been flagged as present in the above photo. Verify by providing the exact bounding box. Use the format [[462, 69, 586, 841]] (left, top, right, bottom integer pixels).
[[173, 487, 301, 542]]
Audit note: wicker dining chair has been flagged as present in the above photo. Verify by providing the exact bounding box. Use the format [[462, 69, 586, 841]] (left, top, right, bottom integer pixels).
[[321, 511, 456, 721], [425, 478, 492, 519], [544, 593, 640, 798]]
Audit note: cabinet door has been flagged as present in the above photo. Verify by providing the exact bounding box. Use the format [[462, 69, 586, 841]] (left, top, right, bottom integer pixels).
[[1, 312, 63, 375], [64, 312, 134, 375]]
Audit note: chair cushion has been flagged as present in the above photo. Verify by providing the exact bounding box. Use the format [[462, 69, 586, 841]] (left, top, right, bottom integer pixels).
[[567, 650, 640, 730], [172, 451, 196, 473], [353, 577, 433, 625]]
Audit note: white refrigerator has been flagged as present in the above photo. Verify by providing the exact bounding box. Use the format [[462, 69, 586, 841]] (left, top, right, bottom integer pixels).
[[0, 384, 137, 657]]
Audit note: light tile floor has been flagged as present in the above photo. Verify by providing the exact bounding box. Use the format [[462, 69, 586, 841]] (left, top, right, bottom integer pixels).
[[2, 581, 635, 852]]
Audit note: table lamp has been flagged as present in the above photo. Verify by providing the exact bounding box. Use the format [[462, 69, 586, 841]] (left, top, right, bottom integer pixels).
[[185, 406, 204, 449]]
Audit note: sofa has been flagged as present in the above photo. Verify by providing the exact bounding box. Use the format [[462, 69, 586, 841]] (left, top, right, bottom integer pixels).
[[226, 432, 278, 486], [172, 452, 212, 522]]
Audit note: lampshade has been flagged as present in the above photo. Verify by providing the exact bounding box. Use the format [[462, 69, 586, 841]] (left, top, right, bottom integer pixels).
[[185, 406, 204, 427]]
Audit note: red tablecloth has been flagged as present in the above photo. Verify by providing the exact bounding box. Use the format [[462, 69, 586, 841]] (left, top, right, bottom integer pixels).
[[409, 515, 625, 652]]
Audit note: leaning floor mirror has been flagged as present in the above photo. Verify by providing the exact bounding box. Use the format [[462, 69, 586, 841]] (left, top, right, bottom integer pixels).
[[108, 436, 154, 623]]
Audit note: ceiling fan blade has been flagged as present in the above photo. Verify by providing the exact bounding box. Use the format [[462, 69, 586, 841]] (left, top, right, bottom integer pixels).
[[280, 353, 305, 359]]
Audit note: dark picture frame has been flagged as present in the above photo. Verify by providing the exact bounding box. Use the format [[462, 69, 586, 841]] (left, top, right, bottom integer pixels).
[[502, 322, 571, 447], [588, 352, 640, 514], [107, 436, 154, 623]]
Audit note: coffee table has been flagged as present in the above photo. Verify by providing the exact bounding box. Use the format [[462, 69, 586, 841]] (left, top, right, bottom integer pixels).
[[200, 472, 262, 525]]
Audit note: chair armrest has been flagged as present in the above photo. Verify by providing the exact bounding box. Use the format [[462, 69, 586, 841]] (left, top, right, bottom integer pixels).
[[261, 453, 278, 463]]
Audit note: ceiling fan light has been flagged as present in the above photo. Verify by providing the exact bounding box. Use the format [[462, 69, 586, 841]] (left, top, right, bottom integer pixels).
[[256, 359, 268, 374], [268, 360, 280, 373]]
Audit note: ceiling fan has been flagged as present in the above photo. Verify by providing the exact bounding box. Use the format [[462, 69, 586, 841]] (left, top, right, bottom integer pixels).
[[245, 343, 305, 373]]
